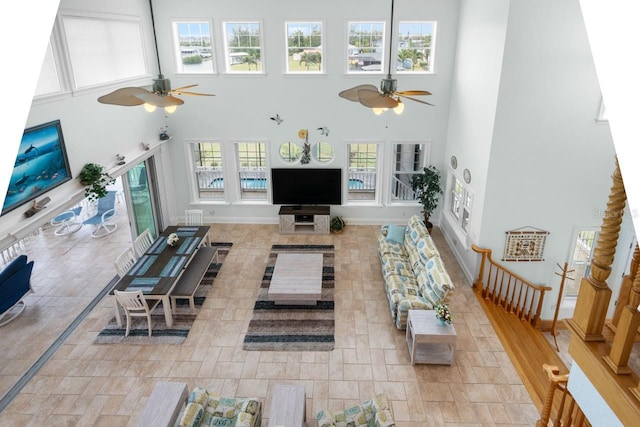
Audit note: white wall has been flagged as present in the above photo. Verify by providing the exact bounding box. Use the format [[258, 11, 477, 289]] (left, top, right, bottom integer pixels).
[[440, 0, 511, 280]]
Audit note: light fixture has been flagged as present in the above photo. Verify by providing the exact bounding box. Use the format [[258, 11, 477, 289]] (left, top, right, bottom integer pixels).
[[338, 0, 433, 113], [97, 0, 215, 111]]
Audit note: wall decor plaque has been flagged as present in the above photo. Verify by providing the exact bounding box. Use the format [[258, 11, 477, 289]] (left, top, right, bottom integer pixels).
[[502, 226, 550, 262]]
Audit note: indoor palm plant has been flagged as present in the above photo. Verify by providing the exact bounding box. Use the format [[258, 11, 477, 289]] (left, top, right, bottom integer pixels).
[[78, 162, 114, 202], [411, 165, 443, 231]]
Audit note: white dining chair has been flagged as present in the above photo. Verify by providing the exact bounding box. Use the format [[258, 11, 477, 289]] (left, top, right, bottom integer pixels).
[[185, 209, 204, 226], [114, 248, 136, 278], [133, 228, 154, 258], [113, 290, 160, 337]]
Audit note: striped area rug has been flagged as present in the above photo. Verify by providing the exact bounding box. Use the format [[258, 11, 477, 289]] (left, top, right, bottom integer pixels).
[[243, 244, 335, 351], [95, 243, 232, 345]]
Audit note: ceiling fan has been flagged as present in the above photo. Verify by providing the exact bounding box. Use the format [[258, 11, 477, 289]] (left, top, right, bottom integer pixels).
[[97, 0, 214, 113], [339, 0, 433, 114]]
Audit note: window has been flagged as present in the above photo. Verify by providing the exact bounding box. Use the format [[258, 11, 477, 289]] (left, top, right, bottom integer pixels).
[[397, 21, 436, 73], [223, 21, 263, 73], [61, 14, 146, 89], [235, 142, 267, 200], [191, 142, 224, 200], [450, 176, 472, 232], [348, 143, 378, 202], [566, 230, 599, 297], [390, 143, 427, 201], [286, 22, 323, 73], [347, 21, 385, 73], [172, 21, 215, 74]]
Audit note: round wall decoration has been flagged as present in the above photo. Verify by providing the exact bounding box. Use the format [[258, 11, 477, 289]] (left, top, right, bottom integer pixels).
[[463, 168, 471, 184], [450, 155, 458, 169]]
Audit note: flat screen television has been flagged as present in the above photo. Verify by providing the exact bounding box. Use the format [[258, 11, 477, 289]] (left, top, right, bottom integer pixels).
[[271, 168, 342, 205], [2, 120, 72, 215]]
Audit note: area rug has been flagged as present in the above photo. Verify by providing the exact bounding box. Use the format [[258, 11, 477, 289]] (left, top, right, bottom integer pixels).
[[243, 244, 335, 351], [95, 242, 232, 345]]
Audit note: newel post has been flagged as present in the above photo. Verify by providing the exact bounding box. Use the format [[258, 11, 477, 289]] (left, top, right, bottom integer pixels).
[[566, 159, 625, 341]]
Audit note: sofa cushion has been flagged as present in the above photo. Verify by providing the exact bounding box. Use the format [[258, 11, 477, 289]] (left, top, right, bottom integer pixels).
[[417, 257, 455, 305], [189, 387, 209, 406], [0, 255, 27, 284], [377, 234, 407, 258], [375, 409, 396, 427], [385, 223, 406, 244], [380, 255, 413, 279], [416, 234, 440, 263], [179, 402, 205, 427], [406, 215, 429, 241]]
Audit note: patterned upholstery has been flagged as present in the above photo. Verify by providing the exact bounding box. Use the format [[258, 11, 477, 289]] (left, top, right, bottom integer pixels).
[[317, 394, 395, 427], [179, 387, 261, 427], [377, 215, 453, 329]]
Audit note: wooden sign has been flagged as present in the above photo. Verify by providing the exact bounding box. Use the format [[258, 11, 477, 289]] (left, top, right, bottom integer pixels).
[[502, 226, 549, 261]]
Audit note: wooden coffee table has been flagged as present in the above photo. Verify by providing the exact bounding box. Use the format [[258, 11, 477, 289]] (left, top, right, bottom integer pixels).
[[268, 253, 323, 305], [406, 309, 457, 365]]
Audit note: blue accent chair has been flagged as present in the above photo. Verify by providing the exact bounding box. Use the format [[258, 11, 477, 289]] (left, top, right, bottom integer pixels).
[[50, 206, 83, 236], [82, 191, 118, 238], [0, 255, 34, 326]]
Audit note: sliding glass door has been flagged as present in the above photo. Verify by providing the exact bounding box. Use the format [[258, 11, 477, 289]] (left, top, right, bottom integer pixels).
[[122, 158, 161, 239]]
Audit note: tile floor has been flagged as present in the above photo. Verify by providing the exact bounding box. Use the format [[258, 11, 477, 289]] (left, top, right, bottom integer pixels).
[[0, 209, 542, 426]]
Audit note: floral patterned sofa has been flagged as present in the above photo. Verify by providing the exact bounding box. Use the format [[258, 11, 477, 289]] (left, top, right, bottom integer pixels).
[[377, 215, 454, 329], [178, 387, 261, 427], [317, 394, 395, 427]]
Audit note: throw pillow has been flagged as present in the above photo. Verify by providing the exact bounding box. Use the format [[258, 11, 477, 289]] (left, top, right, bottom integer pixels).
[[385, 223, 406, 244]]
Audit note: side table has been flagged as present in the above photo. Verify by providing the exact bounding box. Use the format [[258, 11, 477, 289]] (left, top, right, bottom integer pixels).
[[406, 309, 457, 365], [268, 384, 306, 427]]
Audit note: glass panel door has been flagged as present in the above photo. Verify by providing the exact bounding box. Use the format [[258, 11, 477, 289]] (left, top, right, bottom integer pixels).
[[123, 159, 160, 239]]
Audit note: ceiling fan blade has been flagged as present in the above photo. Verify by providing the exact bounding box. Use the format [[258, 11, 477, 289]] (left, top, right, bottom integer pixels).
[[339, 84, 379, 102], [171, 84, 199, 92], [396, 90, 432, 96], [134, 92, 184, 107], [170, 90, 216, 97], [357, 88, 399, 108], [397, 93, 435, 106], [97, 87, 148, 106]]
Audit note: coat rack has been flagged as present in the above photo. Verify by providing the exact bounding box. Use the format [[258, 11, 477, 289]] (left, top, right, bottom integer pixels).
[[549, 262, 575, 351]]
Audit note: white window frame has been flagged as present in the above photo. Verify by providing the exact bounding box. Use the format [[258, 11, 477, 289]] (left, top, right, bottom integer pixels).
[[233, 140, 269, 203], [346, 142, 382, 205], [171, 19, 216, 75], [285, 21, 324, 74], [222, 20, 265, 74], [346, 21, 386, 74], [59, 11, 149, 91], [395, 21, 436, 74], [446, 173, 473, 246], [184, 138, 233, 204], [388, 142, 430, 205]]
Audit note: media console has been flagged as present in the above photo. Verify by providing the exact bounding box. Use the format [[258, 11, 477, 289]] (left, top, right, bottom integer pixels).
[[278, 205, 330, 235]]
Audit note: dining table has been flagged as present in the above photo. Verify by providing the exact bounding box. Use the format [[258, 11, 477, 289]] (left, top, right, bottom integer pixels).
[[112, 225, 210, 328]]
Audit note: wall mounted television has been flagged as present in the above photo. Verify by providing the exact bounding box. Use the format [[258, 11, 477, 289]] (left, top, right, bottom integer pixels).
[[2, 120, 72, 215], [271, 168, 342, 205]]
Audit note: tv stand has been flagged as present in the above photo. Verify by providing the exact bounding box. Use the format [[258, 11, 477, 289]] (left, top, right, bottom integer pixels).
[[279, 206, 330, 235]]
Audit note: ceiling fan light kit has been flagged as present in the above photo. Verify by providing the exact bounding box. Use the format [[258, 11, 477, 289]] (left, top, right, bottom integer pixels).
[[338, 0, 433, 114], [97, 0, 214, 113]]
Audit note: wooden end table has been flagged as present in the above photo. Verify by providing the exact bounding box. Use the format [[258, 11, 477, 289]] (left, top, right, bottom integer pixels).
[[406, 309, 457, 365], [268, 384, 306, 427]]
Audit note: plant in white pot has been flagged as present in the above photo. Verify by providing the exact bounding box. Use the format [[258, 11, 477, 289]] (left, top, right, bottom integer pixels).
[[411, 165, 443, 232], [78, 163, 114, 202]]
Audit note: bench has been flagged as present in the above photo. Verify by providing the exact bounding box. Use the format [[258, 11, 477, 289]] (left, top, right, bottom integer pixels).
[[135, 381, 188, 427], [171, 246, 217, 313]]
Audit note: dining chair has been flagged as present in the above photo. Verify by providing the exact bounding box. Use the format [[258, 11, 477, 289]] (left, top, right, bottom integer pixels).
[[113, 290, 160, 337], [133, 228, 154, 258], [114, 248, 136, 278], [185, 209, 204, 226]]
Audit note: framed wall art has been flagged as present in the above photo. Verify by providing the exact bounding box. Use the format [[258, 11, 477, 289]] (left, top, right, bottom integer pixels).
[[502, 226, 550, 262]]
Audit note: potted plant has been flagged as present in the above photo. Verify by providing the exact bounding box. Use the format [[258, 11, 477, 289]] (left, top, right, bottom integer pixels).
[[78, 163, 114, 202], [411, 165, 443, 232], [330, 216, 345, 233]]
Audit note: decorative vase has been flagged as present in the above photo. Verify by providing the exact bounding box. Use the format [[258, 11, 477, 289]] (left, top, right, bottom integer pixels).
[[437, 318, 445, 326]]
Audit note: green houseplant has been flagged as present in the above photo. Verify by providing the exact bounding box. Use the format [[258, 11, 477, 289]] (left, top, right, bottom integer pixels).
[[78, 163, 114, 202], [411, 165, 443, 230], [330, 216, 345, 233]]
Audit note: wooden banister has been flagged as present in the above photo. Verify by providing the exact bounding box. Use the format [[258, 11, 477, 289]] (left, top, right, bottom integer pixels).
[[537, 364, 589, 427], [472, 244, 552, 327]]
